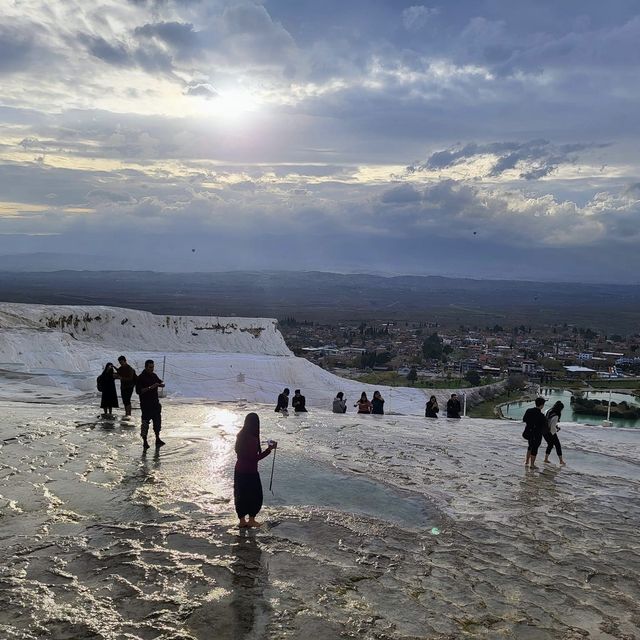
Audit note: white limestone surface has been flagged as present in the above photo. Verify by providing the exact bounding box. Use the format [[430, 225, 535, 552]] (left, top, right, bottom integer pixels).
[[0, 303, 476, 414], [0, 400, 638, 639]]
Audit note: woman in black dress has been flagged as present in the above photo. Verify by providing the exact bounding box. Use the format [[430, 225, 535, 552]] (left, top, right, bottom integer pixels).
[[97, 362, 118, 417], [234, 413, 277, 528]]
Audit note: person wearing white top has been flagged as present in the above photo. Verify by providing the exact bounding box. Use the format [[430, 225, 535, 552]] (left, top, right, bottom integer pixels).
[[544, 401, 566, 465]]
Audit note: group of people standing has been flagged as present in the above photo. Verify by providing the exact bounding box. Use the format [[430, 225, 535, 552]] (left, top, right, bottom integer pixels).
[[96, 356, 137, 417], [522, 397, 566, 468], [97, 356, 166, 450]]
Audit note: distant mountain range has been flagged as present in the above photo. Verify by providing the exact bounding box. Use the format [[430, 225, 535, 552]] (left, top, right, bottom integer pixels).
[[0, 253, 113, 271], [0, 269, 639, 333]]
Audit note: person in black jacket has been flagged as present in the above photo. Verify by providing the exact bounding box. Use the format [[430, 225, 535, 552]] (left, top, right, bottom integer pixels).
[[446, 393, 461, 418], [292, 389, 307, 413], [97, 362, 118, 417], [425, 395, 439, 418], [275, 388, 290, 413], [522, 397, 547, 469], [115, 355, 137, 417], [371, 390, 385, 415], [135, 359, 165, 450]]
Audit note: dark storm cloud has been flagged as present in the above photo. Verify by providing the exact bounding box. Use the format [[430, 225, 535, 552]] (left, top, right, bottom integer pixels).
[[409, 141, 606, 180]]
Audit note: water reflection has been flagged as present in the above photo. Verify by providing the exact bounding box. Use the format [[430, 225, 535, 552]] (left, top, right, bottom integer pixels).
[[517, 464, 561, 510], [229, 534, 270, 638]]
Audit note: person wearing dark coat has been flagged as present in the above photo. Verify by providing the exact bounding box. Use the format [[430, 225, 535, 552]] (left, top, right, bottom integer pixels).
[[97, 362, 118, 417], [523, 397, 547, 469], [115, 355, 137, 417], [135, 359, 165, 450], [425, 395, 439, 418], [234, 412, 277, 528], [275, 388, 290, 413], [292, 389, 307, 413], [371, 390, 385, 415], [446, 394, 461, 418]]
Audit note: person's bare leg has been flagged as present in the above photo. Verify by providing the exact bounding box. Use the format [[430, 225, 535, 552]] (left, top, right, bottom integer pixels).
[[247, 517, 263, 528], [238, 517, 248, 528], [529, 455, 538, 469], [559, 457, 566, 465], [525, 452, 531, 466]]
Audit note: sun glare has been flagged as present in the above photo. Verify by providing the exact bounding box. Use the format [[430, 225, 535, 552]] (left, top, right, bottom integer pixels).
[[204, 89, 260, 123]]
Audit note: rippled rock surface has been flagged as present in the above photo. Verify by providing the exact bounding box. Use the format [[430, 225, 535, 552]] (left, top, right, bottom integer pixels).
[[1, 400, 639, 639]]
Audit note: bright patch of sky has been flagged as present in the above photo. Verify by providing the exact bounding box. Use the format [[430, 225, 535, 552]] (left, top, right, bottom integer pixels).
[[1, 0, 640, 281]]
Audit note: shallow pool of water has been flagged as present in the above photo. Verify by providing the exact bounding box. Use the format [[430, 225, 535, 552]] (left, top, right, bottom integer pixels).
[[503, 388, 640, 428], [268, 456, 436, 528]]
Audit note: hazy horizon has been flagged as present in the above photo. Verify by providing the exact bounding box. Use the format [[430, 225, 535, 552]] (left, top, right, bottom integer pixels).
[[2, 2, 640, 282], [2, 254, 640, 286]]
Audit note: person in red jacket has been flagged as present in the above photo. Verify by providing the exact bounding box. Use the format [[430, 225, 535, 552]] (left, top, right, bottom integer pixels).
[[234, 412, 277, 528]]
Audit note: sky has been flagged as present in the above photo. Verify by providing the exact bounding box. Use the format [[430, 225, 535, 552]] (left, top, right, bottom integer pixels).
[[1, 0, 640, 282]]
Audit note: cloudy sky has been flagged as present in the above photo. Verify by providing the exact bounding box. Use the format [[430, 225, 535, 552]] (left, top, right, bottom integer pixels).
[[1, 0, 639, 282]]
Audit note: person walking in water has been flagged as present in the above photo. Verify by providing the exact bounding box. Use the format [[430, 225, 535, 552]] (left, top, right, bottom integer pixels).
[[446, 393, 461, 418], [115, 355, 137, 417], [371, 390, 385, 415], [425, 395, 439, 418], [354, 392, 372, 414], [135, 359, 165, 450], [523, 397, 547, 469], [544, 401, 566, 465], [333, 392, 347, 413], [97, 362, 118, 417], [234, 412, 277, 528], [292, 389, 307, 413], [275, 388, 289, 413]]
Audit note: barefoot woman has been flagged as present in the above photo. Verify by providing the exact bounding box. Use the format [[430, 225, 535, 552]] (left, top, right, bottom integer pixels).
[[234, 412, 277, 528]]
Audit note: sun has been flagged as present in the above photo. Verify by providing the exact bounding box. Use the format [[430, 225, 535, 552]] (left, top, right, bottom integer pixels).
[[204, 88, 260, 123]]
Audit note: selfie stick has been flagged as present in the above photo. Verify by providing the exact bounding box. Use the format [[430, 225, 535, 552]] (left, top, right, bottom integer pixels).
[[159, 355, 166, 398], [269, 448, 277, 493]]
